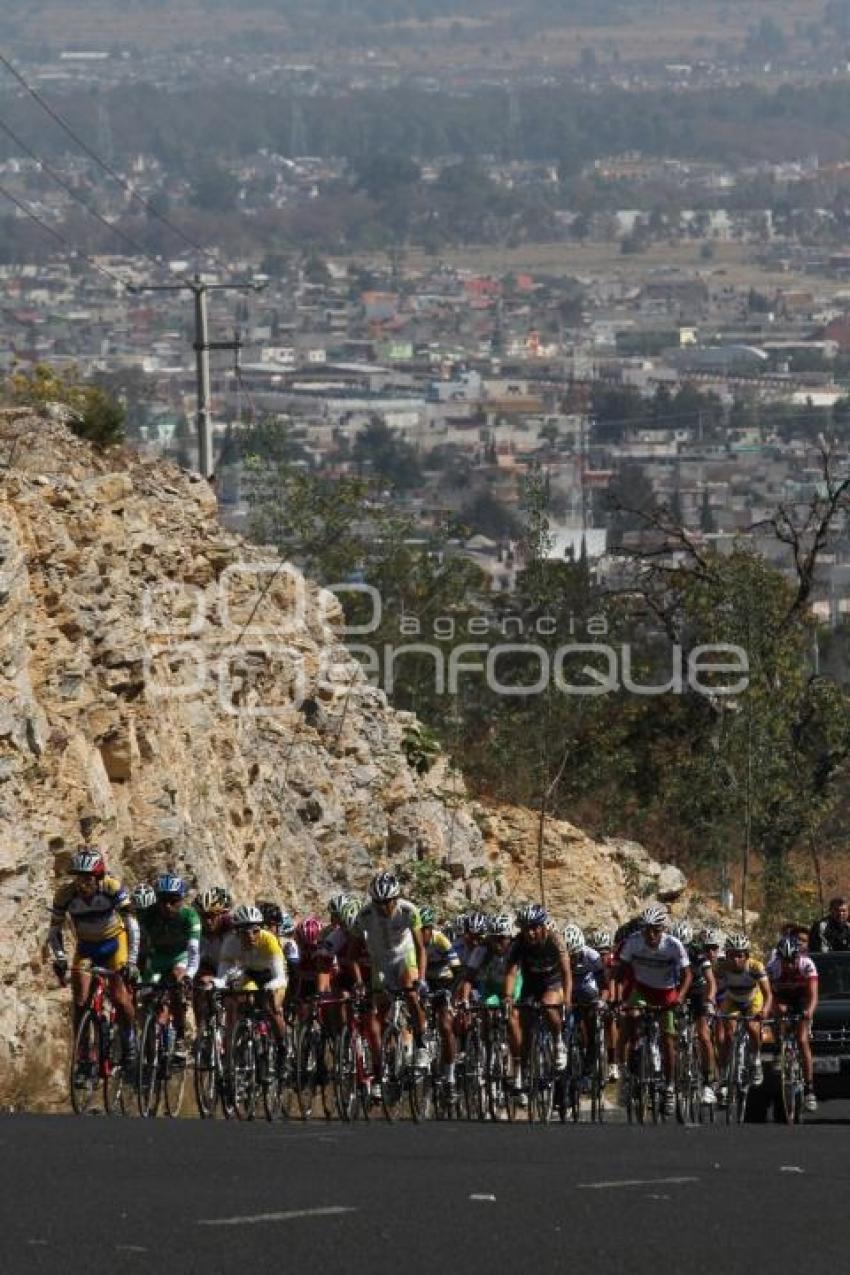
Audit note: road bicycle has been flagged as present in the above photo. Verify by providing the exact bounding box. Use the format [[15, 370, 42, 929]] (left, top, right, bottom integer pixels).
[[229, 989, 288, 1122], [290, 994, 337, 1120], [137, 977, 189, 1118], [674, 1003, 708, 1125], [484, 1003, 515, 1122], [193, 987, 234, 1119], [333, 991, 374, 1122], [717, 1012, 765, 1125], [776, 1009, 806, 1125], [379, 989, 433, 1122], [506, 1000, 561, 1125], [621, 1003, 673, 1124], [67, 964, 131, 1116]]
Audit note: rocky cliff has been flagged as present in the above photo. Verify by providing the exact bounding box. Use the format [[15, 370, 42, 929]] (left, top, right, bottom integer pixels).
[[0, 410, 690, 1106]]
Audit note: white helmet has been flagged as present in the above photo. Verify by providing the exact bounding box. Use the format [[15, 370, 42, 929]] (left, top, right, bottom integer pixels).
[[586, 927, 612, 951], [232, 904, 263, 928], [725, 932, 750, 954], [562, 923, 586, 954], [640, 904, 668, 928], [669, 920, 693, 945]]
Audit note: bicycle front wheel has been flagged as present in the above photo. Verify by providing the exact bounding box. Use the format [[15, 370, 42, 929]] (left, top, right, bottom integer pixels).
[[193, 1023, 220, 1119], [70, 1010, 99, 1115], [231, 1020, 258, 1121], [462, 1029, 485, 1122], [164, 1031, 187, 1118], [380, 1025, 405, 1122], [104, 1019, 127, 1116], [779, 1039, 803, 1125], [260, 1033, 281, 1122], [528, 1025, 555, 1125], [137, 1013, 162, 1118]]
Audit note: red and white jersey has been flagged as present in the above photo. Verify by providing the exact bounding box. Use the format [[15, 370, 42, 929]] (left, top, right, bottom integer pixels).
[[766, 953, 818, 1000]]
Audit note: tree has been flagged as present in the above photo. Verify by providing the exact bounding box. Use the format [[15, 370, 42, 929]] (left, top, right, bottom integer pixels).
[[352, 417, 422, 491], [189, 160, 240, 214], [5, 364, 125, 447]]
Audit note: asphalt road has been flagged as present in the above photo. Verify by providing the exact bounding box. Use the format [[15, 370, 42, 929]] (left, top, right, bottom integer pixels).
[[4, 1105, 850, 1275]]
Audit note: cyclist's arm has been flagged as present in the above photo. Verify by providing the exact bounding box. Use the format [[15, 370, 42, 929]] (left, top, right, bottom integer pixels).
[[704, 964, 717, 1006], [756, 974, 772, 1017], [560, 948, 572, 1004], [184, 936, 200, 980], [411, 925, 427, 983], [803, 976, 818, 1018], [123, 912, 140, 967], [678, 965, 693, 1002], [265, 948, 287, 992], [46, 910, 66, 960], [503, 959, 519, 1002]]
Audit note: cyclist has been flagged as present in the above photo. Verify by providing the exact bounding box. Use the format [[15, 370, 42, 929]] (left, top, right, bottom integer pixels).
[[714, 932, 771, 1094], [766, 935, 819, 1113], [215, 903, 288, 1045], [586, 926, 619, 1080], [420, 905, 460, 992], [47, 848, 140, 1068], [193, 886, 232, 1032], [616, 903, 692, 1116], [137, 874, 201, 1059], [670, 919, 717, 1106], [563, 923, 609, 1073], [504, 903, 572, 1094], [350, 871, 429, 1099], [293, 915, 324, 1003]]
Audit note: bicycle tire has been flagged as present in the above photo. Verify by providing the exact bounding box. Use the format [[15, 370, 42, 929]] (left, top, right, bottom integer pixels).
[[485, 1029, 508, 1122], [589, 1018, 605, 1124], [70, 1009, 99, 1115], [462, 1027, 486, 1122], [778, 1037, 804, 1125], [409, 1031, 434, 1123], [334, 1025, 358, 1122], [231, 1019, 258, 1120], [193, 1025, 218, 1119], [260, 1032, 281, 1122], [103, 1019, 126, 1116], [137, 1012, 162, 1118], [529, 1022, 555, 1125], [380, 1025, 406, 1122], [164, 1030, 187, 1118]]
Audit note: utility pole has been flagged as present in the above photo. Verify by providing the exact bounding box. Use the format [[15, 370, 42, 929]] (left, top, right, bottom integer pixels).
[[128, 274, 263, 478]]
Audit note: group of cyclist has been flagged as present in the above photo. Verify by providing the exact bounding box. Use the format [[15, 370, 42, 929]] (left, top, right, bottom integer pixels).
[[46, 847, 822, 1114]]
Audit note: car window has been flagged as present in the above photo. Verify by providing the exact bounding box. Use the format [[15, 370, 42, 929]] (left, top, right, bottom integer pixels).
[[813, 955, 850, 1000]]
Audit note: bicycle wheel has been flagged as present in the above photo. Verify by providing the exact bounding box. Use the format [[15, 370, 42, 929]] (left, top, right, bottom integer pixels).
[[193, 1024, 218, 1119], [778, 1038, 804, 1125], [528, 1024, 555, 1125], [294, 1022, 331, 1121], [380, 1025, 405, 1122], [675, 1031, 698, 1126], [164, 1029, 187, 1118], [356, 1033, 374, 1121], [485, 1031, 509, 1122], [103, 1020, 127, 1116], [70, 1010, 99, 1115], [462, 1028, 486, 1122], [409, 1031, 434, 1124], [137, 1013, 162, 1118], [635, 1043, 649, 1125], [231, 1019, 258, 1120], [566, 1028, 583, 1123], [589, 1019, 606, 1124], [335, 1025, 358, 1122], [261, 1032, 281, 1122]]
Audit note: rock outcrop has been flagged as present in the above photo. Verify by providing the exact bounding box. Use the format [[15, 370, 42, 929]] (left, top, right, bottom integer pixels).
[[0, 411, 690, 1106]]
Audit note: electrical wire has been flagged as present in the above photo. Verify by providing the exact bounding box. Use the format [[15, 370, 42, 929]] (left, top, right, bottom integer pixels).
[[0, 48, 221, 269], [0, 114, 188, 278], [0, 179, 130, 288]]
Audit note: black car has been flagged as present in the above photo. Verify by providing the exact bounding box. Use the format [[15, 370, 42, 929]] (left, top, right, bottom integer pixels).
[[810, 951, 850, 1101]]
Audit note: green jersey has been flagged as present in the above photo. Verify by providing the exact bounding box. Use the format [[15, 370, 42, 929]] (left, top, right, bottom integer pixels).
[[139, 904, 201, 960]]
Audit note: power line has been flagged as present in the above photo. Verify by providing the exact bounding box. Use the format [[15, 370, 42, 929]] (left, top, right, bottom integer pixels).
[[0, 180, 130, 288], [0, 48, 220, 268], [0, 114, 186, 277]]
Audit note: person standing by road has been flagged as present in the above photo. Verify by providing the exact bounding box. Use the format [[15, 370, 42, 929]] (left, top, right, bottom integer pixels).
[[808, 897, 850, 953]]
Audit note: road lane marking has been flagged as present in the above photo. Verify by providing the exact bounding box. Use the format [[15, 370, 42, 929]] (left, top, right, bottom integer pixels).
[[780, 1166, 804, 1173], [577, 1176, 699, 1190], [469, 1194, 497, 1202], [198, 1206, 357, 1227]]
